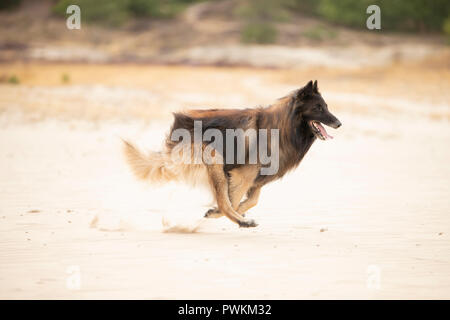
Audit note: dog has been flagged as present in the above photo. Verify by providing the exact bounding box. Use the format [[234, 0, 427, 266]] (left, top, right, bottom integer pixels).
[[123, 80, 341, 228]]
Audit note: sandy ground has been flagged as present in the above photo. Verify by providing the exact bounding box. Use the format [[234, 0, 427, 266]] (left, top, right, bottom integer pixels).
[[0, 62, 449, 299]]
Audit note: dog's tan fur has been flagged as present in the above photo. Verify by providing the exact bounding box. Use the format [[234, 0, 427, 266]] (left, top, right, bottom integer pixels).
[[123, 139, 259, 227]]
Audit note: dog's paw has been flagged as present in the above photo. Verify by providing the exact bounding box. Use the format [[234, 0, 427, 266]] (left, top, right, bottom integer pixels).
[[238, 219, 258, 228], [204, 207, 222, 218]]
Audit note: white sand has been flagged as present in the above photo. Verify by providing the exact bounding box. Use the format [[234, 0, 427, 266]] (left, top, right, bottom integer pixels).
[[1, 111, 449, 299]]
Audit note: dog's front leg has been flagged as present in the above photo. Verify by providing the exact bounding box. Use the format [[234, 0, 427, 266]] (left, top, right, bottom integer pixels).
[[206, 164, 257, 228]]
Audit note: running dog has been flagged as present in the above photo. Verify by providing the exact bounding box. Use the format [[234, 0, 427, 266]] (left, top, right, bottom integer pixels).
[[123, 80, 341, 228]]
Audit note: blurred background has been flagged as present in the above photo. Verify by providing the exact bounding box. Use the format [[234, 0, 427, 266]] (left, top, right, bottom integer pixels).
[[0, 0, 449, 121], [0, 0, 449, 299]]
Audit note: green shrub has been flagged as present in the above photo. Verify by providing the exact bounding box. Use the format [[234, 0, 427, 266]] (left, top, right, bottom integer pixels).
[[443, 17, 450, 35], [303, 25, 337, 41], [316, 0, 450, 32], [284, 0, 317, 13], [444, 17, 450, 44], [53, 0, 200, 26], [318, 0, 374, 29], [127, 0, 159, 17], [0, 0, 21, 10], [235, 0, 291, 23], [61, 73, 71, 84], [241, 22, 278, 44], [7, 75, 20, 84], [53, 0, 129, 27], [127, 0, 192, 19], [235, 0, 286, 44]]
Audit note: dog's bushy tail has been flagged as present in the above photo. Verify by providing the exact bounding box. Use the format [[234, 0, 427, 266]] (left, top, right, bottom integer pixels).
[[122, 140, 177, 183]]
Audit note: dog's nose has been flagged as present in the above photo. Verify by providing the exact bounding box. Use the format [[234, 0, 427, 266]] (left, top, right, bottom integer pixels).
[[332, 120, 342, 129]]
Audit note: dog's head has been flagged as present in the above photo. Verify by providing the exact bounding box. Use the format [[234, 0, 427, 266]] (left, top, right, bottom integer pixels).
[[292, 80, 341, 140]]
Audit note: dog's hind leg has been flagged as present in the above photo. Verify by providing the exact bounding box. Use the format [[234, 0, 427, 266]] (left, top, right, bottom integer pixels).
[[206, 164, 257, 227], [237, 186, 261, 216], [204, 173, 249, 218], [205, 185, 260, 218], [205, 166, 258, 219]]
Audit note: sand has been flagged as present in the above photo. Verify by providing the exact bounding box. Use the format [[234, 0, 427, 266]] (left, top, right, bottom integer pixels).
[[0, 63, 449, 299]]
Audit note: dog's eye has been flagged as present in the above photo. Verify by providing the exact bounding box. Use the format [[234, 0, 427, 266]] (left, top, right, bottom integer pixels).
[[316, 105, 323, 111]]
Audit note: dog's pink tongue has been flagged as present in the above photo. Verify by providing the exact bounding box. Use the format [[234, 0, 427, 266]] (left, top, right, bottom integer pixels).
[[317, 123, 333, 140]]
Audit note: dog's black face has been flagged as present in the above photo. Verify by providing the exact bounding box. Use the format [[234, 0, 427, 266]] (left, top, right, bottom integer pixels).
[[293, 80, 341, 140]]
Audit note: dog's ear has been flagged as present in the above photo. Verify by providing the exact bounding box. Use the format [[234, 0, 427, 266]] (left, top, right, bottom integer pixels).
[[297, 80, 314, 100], [313, 80, 319, 93]]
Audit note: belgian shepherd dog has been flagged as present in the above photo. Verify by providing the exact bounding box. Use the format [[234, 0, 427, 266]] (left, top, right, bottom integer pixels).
[[123, 80, 341, 228]]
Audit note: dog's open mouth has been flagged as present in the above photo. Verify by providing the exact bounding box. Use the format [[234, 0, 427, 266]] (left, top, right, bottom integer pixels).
[[309, 120, 333, 140]]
